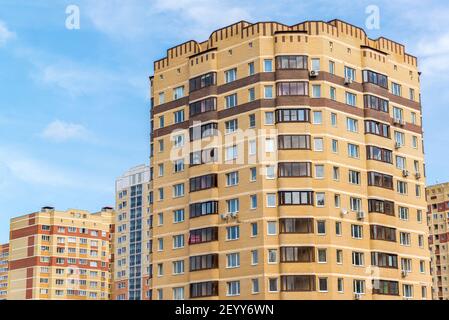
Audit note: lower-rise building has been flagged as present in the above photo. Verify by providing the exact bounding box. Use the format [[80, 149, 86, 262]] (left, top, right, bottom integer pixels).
[[7, 207, 115, 300], [0, 243, 8, 299]]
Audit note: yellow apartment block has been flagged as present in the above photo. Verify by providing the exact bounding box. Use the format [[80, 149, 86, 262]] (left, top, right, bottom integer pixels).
[[147, 19, 431, 300], [426, 183, 449, 300], [7, 207, 115, 300], [0, 243, 8, 299]]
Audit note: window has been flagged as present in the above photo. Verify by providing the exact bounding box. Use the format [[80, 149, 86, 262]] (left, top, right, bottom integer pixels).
[[278, 191, 314, 205], [159, 92, 165, 104], [173, 235, 184, 249], [189, 201, 218, 218], [267, 194, 276, 208], [189, 227, 218, 245], [189, 174, 217, 192], [189, 97, 216, 116], [403, 284, 413, 299], [248, 62, 255, 75], [173, 287, 184, 300], [397, 181, 408, 195], [346, 118, 358, 132], [336, 249, 343, 264], [331, 112, 337, 126], [371, 252, 398, 268], [393, 107, 403, 122], [248, 87, 256, 102], [265, 138, 275, 153], [412, 136, 418, 149], [352, 252, 364, 266], [330, 87, 336, 101], [331, 140, 338, 153], [349, 170, 361, 185], [392, 82, 402, 96], [189, 122, 218, 141], [367, 146, 392, 163], [372, 280, 399, 296], [189, 72, 216, 92], [227, 199, 239, 214], [173, 183, 184, 198], [226, 253, 240, 268], [189, 254, 218, 272], [268, 278, 278, 292], [227, 281, 240, 296], [311, 58, 320, 71], [225, 68, 237, 83], [346, 92, 357, 106], [190, 281, 218, 298], [370, 225, 396, 242], [173, 209, 184, 223], [173, 159, 184, 173], [351, 225, 363, 239], [314, 138, 324, 151], [226, 171, 239, 187], [280, 218, 314, 234], [173, 260, 184, 274], [281, 276, 316, 292], [337, 278, 344, 293], [250, 167, 257, 181], [401, 258, 412, 273], [225, 93, 238, 109], [225, 119, 238, 134], [367, 172, 393, 189], [329, 60, 335, 74], [394, 131, 405, 146], [317, 221, 326, 235], [399, 232, 411, 246], [398, 207, 409, 220], [265, 166, 275, 179], [190, 148, 217, 166], [251, 250, 259, 265], [364, 95, 389, 113], [277, 82, 308, 96], [267, 221, 277, 235], [268, 249, 277, 264], [173, 86, 184, 100], [265, 111, 274, 125], [396, 156, 406, 170], [353, 280, 365, 294], [251, 222, 258, 236], [278, 135, 311, 150], [173, 134, 185, 148], [252, 279, 260, 294], [315, 165, 324, 179], [365, 120, 390, 138], [280, 247, 314, 263], [344, 66, 356, 81], [278, 162, 312, 177], [264, 59, 273, 72], [318, 278, 328, 292], [312, 85, 321, 98], [226, 226, 240, 240], [276, 109, 310, 122], [368, 199, 395, 216], [264, 86, 273, 99], [317, 249, 327, 263], [249, 114, 256, 128], [276, 55, 308, 69], [347, 143, 359, 158], [362, 70, 388, 88], [313, 111, 322, 124]]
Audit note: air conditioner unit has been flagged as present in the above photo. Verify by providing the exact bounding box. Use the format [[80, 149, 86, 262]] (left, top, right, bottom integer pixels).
[[401, 270, 408, 278], [340, 209, 348, 217], [395, 142, 402, 149], [220, 214, 229, 221], [229, 212, 238, 219], [354, 293, 362, 300], [310, 70, 319, 77], [402, 170, 409, 178], [415, 172, 421, 179], [356, 211, 366, 220], [393, 118, 401, 125], [344, 77, 353, 85], [399, 119, 406, 126]]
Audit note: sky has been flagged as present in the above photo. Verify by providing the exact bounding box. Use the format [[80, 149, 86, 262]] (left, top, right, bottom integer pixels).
[[0, 0, 449, 243]]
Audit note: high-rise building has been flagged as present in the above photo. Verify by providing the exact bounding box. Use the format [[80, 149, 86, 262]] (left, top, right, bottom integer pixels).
[[0, 243, 8, 299], [7, 207, 115, 300], [426, 182, 449, 300], [148, 19, 431, 300], [113, 165, 152, 300]]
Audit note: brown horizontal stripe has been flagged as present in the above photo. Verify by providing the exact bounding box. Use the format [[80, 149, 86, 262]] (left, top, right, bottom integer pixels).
[[10, 225, 39, 240], [10, 224, 110, 241], [152, 70, 421, 116]]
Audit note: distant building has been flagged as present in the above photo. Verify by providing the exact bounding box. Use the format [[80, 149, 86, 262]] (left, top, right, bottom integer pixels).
[[0, 243, 8, 299]]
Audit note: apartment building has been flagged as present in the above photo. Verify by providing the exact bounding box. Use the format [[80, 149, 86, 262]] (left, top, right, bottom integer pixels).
[[426, 182, 449, 300], [148, 19, 431, 300], [7, 207, 115, 300], [0, 243, 8, 299], [113, 165, 152, 300]]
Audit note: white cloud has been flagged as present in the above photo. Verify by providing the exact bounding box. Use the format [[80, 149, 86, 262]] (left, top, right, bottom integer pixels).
[[41, 120, 90, 142], [0, 20, 15, 46]]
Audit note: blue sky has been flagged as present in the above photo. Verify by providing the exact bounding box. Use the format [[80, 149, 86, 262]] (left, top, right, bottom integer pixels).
[[0, 0, 448, 243]]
